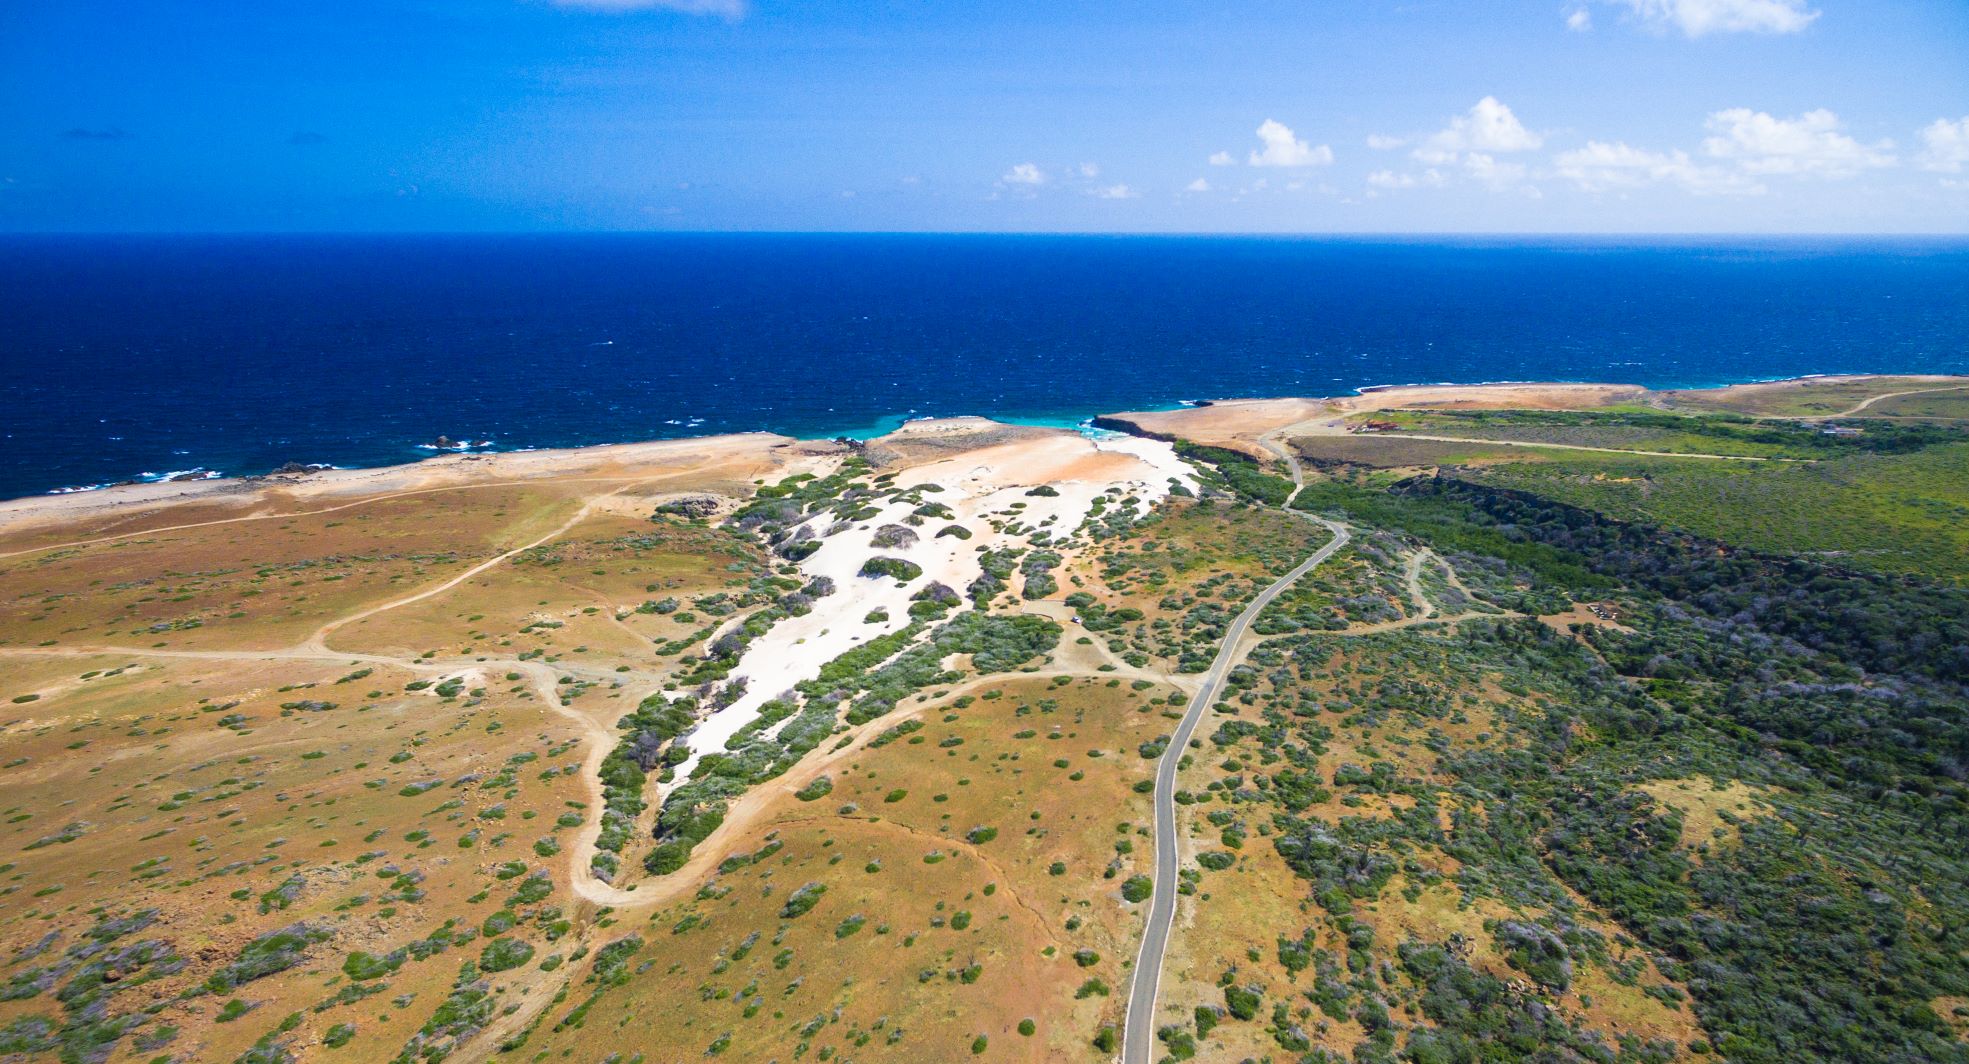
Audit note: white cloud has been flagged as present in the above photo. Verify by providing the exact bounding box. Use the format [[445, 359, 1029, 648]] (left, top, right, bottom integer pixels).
[[1917, 116, 1969, 173], [1702, 108, 1895, 176], [1247, 119, 1334, 168], [1462, 153, 1530, 189], [1001, 163, 1046, 185], [1555, 140, 1763, 195], [1078, 162, 1101, 178], [1094, 184, 1138, 200], [1366, 134, 1406, 151], [1566, 7, 1594, 30], [1366, 169, 1445, 190], [1414, 97, 1543, 165], [1208, 151, 1235, 166], [1598, 0, 1818, 36], [1185, 178, 1211, 192], [552, 0, 745, 15]]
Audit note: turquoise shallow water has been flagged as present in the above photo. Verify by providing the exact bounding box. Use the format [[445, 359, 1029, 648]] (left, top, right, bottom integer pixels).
[[3, 233, 1966, 499]]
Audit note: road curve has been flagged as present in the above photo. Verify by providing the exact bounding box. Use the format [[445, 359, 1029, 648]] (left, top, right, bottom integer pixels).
[[1831, 382, 1969, 417], [1120, 508, 1348, 1064]]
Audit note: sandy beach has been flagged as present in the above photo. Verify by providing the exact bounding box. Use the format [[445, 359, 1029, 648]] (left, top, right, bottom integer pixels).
[[7, 374, 1963, 548]]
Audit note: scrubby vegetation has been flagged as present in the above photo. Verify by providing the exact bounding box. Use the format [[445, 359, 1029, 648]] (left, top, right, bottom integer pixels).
[[7, 389, 1961, 1064], [593, 694, 697, 877], [1372, 405, 1961, 459], [1181, 454, 1969, 1064], [1175, 441, 1296, 506]]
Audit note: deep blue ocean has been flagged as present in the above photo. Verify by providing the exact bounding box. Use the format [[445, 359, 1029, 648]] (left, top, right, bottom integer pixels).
[[3, 234, 1967, 501]]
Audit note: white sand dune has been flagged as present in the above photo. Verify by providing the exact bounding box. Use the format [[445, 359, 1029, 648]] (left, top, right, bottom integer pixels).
[[658, 427, 1192, 795]]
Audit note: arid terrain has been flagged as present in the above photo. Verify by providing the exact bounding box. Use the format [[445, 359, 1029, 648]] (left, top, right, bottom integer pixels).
[[2, 375, 1966, 1064]]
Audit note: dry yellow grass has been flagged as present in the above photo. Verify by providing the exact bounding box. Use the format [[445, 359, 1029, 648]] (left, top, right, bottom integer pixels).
[[512, 674, 1160, 1061], [1661, 375, 1969, 417], [1636, 776, 1776, 854]]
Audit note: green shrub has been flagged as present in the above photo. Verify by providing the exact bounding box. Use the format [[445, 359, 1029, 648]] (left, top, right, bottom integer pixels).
[[780, 882, 827, 919], [858, 556, 923, 582], [1223, 983, 1261, 1021], [479, 937, 535, 973]]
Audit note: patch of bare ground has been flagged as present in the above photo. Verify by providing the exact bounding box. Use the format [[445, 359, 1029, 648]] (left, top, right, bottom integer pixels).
[[1636, 776, 1778, 856]]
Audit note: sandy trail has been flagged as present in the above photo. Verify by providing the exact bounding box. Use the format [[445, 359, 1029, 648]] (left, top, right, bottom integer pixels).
[[2, 467, 681, 911], [302, 476, 667, 655], [1830, 382, 1969, 417], [1144, 384, 1840, 465], [1327, 610, 1501, 636], [1277, 412, 1791, 461], [0, 644, 397, 666], [1403, 550, 1438, 620], [570, 656, 1186, 908]]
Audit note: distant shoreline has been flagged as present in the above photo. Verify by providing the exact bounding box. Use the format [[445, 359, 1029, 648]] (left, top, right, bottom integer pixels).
[[12, 234, 1966, 501], [10, 372, 1963, 513]]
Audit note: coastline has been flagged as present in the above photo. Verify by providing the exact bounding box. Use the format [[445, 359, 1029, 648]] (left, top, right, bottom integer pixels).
[[8, 372, 1963, 513]]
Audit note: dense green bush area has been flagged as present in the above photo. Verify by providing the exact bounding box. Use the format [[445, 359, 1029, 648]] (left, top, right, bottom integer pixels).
[[593, 695, 697, 875], [1291, 476, 1607, 608], [1218, 470, 1969, 1064], [1456, 442, 1969, 583], [1393, 407, 1961, 458], [1402, 476, 1969, 687], [1175, 441, 1296, 506]]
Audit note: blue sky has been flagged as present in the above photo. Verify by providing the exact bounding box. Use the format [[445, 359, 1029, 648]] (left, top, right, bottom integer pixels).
[[3, 0, 1966, 232]]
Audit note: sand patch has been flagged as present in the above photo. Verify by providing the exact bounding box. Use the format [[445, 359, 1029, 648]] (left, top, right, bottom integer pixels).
[[659, 427, 1193, 796], [1102, 398, 1329, 452], [1934, 995, 1969, 1040], [1539, 603, 1633, 635]]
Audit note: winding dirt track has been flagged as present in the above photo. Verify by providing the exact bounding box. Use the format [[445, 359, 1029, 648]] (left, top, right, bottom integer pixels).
[[0, 469, 1188, 921], [299, 482, 644, 655], [1828, 382, 1969, 417], [0, 477, 679, 911]]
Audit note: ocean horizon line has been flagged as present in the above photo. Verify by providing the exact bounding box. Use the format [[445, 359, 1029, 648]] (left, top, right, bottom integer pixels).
[[7, 230, 1969, 242]]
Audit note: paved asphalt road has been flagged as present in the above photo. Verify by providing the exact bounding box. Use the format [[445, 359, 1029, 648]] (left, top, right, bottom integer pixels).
[[1120, 509, 1349, 1064]]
